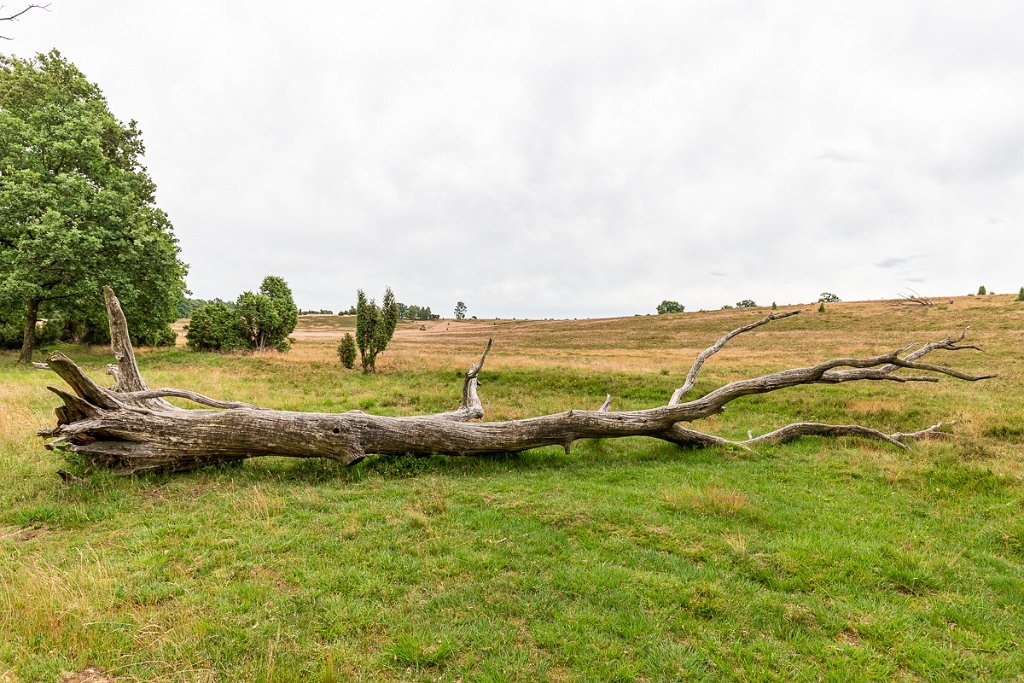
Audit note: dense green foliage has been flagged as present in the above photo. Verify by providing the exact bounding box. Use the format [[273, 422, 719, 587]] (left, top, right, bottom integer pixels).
[[184, 302, 247, 352], [177, 298, 225, 319], [237, 276, 298, 352], [736, 299, 758, 308], [355, 288, 399, 372], [337, 332, 356, 368], [818, 292, 840, 303], [0, 50, 186, 359], [978, 285, 987, 295], [185, 276, 297, 352], [1016, 287, 1024, 302], [657, 300, 685, 314]]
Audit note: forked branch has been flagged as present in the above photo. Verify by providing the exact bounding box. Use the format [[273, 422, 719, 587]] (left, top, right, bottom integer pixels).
[[669, 310, 800, 405]]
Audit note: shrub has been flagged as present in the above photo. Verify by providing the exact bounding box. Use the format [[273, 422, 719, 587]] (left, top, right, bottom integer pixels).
[[337, 333, 356, 368], [818, 302, 826, 313], [771, 302, 778, 310], [657, 300, 684, 314], [0, 320, 22, 349], [978, 285, 987, 295], [355, 288, 399, 373], [185, 302, 248, 352], [186, 276, 297, 353], [237, 275, 298, 352], [135, 324, 178, 347], [1017, 287, 1024, 302]]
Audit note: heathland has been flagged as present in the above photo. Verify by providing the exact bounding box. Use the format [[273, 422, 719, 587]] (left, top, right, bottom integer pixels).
[[1, 295, 1022, 681]]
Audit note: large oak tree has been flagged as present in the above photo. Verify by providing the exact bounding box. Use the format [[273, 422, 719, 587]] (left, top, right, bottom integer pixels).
[[0, 49, 187, 362]]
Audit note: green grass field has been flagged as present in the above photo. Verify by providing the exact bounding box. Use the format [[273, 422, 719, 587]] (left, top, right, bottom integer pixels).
[[2, 296, 1022, 681]]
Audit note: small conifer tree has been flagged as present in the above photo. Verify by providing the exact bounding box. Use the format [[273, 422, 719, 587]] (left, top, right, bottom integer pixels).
[[1016, 287, 1024, 302], [818, 302, 826, 313], [337, 333, 356, 368], [355, 288, 399, 373], [978, 285, 987, 295]]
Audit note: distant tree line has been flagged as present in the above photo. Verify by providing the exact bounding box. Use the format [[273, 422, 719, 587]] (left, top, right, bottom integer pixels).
[[337, 301, 437, 320], [399, 303, 440, 320]]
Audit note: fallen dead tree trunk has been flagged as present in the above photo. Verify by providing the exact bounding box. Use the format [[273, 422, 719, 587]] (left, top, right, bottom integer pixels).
[[38, 288, 993, 474]]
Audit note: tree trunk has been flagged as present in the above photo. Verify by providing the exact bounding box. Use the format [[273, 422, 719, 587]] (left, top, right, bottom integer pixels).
[[17, 298, 39, 364], [36, 287, 993, 475]]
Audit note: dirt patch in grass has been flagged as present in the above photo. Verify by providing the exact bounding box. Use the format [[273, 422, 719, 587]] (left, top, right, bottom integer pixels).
[[61, 668, 113, 683], [0, 525, 47, 542], [837, 629, 862, 646]]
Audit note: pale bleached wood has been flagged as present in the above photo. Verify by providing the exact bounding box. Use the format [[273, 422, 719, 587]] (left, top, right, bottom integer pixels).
[[669, 310, 801, 405]]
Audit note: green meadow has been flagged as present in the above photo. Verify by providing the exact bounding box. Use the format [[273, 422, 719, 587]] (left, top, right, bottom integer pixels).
[[1, 296, 1022, 681]]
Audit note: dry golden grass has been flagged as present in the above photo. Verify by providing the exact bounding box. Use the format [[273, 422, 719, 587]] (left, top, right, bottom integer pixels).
[[239, 294, 1021, 375]]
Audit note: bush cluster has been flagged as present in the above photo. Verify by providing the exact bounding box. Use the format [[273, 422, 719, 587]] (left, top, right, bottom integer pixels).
[[185, 276, 298, 352], [657, 300, 684, 314]]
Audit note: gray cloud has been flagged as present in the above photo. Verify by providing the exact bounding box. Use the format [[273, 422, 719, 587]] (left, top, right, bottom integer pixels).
[[874, 257, 917, 269], [9, 1, 1024, 317]]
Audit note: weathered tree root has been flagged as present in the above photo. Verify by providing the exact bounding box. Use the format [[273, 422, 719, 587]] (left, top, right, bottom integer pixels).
[[38, 288, 993, 475]]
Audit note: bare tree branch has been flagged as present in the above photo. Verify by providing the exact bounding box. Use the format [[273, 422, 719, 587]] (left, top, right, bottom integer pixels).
[[669, 310, 800, 405], [0, 3, 48, 39], [891, 289, 933, 307]]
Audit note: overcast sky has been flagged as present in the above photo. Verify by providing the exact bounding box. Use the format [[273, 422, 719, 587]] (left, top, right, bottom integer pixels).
[[7, 1, 1024, 317]]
